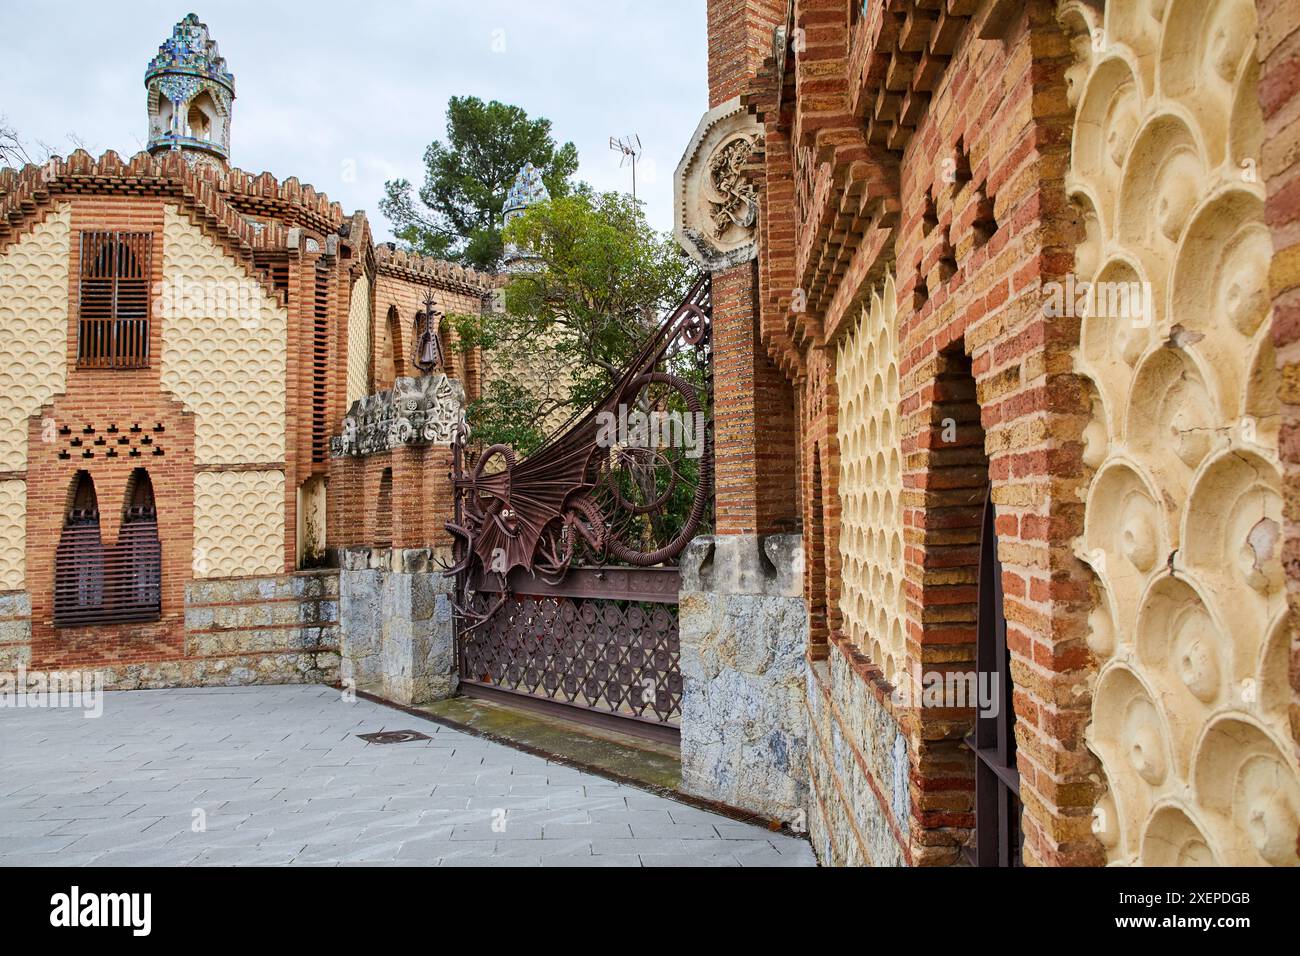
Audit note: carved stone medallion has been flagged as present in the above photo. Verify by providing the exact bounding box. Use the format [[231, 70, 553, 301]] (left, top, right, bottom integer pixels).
[[674, 97, 765, 270]]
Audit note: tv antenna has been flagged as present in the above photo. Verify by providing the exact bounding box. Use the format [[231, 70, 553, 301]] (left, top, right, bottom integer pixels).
[[609, 134, 642, 199]]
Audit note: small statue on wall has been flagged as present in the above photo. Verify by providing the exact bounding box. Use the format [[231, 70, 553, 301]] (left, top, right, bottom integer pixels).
[[411, 291, 445, 374]]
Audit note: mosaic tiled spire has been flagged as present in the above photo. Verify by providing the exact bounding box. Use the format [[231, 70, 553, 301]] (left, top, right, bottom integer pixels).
[[502, 162, 550, 226], [145, 13, 235, 167], [502, 162, 550, 272]]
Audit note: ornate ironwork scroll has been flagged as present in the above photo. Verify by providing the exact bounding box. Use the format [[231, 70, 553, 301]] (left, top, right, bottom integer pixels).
[[444, 274, 713, 635]]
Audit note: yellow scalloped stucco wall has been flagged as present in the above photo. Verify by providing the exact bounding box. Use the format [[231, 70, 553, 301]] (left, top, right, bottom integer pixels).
[[481, 327, 575, 439], [0, 204, 71, 475], [0, 480, 26, 591], [1063, 0, 1299, 865], [346, 273, 371, 406], [160, 205, 287, 466], [835, 274, 906, 680], [193, 470, 285, 578]]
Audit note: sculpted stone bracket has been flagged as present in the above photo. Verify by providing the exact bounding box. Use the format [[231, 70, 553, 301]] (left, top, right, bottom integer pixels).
[[330, 373, 466, 458], [674, 97, 765, 270]]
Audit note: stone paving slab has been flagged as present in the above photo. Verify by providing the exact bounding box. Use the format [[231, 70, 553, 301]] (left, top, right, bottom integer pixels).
[[0, 685, 815, 867]]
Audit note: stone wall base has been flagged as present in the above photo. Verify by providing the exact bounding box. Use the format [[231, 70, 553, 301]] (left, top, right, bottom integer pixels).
[[1, 570, 341, 689], [338, 547, 456, 706], [678, 534, 808, 824], [805, 641, 910, 866]]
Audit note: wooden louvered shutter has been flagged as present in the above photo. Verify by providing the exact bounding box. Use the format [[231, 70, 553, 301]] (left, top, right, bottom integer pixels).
[[77, 231, 152, 369], [115, 470, 162, 621], [53, 473, 105, 626]]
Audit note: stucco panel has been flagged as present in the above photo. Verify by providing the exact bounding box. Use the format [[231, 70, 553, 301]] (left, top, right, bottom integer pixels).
[[160, 205, 286, 465], [836, 275, 906, 681], [0, 204, 71, 473], [346, 273, 371, 406], [193, 469, 285, 577], [0, 480, 26, 591], [1064, 0, 1299, 865]]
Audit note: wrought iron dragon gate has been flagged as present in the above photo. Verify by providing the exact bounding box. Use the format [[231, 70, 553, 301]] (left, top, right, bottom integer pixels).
[[445, 275, 712, 741]]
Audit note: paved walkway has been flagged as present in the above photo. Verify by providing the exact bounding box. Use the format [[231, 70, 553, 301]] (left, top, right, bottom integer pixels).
[[0, 685, 815, 867]]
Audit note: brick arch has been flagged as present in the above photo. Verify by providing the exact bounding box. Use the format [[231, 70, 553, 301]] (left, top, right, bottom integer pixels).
[[373, 304, 403, 391], [800, 346, 842, 661], [903, 346, 991, 861]]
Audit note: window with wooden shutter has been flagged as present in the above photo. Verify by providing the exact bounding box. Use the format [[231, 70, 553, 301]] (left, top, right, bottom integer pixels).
[[53, 469, 161, 628], [116, 469, 162, 621], [77, 231, 152, 369], [54, 472, 106, 626]]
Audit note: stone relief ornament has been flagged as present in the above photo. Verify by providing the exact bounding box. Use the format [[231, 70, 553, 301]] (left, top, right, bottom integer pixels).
[[331, 373, 465, 458], [411, 292, 445, 374], [704, 133, 760, 239], [674, 97, 765, 270]]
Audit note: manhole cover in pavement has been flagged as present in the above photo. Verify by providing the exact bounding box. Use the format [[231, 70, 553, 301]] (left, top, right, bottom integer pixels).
[[357, 730, 431, 744]]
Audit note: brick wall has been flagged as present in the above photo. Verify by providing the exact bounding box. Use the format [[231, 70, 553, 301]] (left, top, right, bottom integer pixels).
[[728, 0, 1103, 865], [1260, 0, 1300, 754], [708, 0, 799, 539], [372, 270, 483, 398]]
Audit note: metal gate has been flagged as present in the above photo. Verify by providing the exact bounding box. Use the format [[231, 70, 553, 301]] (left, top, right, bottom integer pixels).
[[445, 276, 712, 741]]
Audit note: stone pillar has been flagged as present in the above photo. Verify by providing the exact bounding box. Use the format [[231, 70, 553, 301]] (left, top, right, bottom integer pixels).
[[338, 546, 457, 706], [679, 533, 808, 822]]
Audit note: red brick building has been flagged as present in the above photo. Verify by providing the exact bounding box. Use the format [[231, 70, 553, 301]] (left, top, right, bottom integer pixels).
[[0, 15, 491, 688]]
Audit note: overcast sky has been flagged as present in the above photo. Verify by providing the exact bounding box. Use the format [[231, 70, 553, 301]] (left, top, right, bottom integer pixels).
[[0, 1, 707, 241]]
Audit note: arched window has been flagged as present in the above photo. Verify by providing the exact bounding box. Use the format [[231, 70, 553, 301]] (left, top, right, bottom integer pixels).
[[374, 468, 393, 548], [115, 469, 162, 621], [53, 470, 162, 627], [385, 306, 403, 383], [186, 91, 217, 141], [53, 472, 105, 627]]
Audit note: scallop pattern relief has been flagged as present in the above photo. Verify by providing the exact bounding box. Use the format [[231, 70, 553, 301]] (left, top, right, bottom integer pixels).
[[0, 205, 71, 473], [0, 481, 27, 591], [160, 205, 287, 465], [193, 470, 285, 577], [345, 273, 371, 406], [1061, 0, 1300, 865], [836, 275, 906, 680]]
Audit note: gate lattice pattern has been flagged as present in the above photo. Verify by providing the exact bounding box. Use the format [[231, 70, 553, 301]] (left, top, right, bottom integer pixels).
[[460, 588, 682, 727]]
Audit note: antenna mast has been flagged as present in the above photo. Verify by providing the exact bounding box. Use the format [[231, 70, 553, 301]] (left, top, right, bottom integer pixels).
[[609, 134, 642, 200]]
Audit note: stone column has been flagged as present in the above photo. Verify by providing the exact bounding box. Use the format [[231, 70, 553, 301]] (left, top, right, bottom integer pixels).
[[679, 533, 808, 822], [339, 546, 457, 706]]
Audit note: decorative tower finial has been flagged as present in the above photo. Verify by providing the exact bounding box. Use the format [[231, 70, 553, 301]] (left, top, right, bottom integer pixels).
[[501, 162, 550, 273], [145, 13, 235, 169]]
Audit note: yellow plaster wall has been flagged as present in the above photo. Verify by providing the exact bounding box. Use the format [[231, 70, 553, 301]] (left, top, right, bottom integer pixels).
[[160, 205, 287, 466], [835, 274, 907, 680], [193, 470, 285, 578], [0, 204, 71, 475], [1063, 0, 1299, 865], [346, 273, 371, 406], [0, 481, 27, 591]]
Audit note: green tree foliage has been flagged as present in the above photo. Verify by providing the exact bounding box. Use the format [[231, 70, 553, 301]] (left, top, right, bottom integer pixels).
[[380, 96, 579, 271], [448, 186, 694, 454]]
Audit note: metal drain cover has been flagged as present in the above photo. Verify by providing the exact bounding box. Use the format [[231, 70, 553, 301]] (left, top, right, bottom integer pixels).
[[357, 730, 431, 745]]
